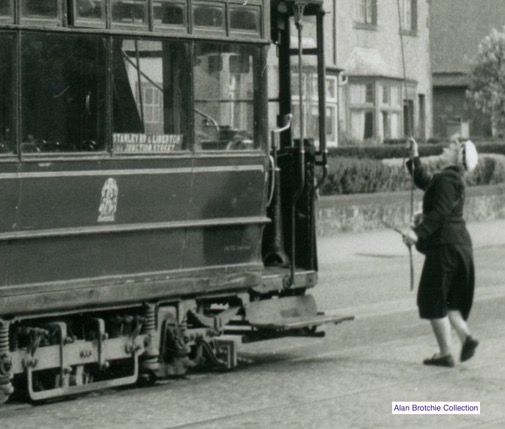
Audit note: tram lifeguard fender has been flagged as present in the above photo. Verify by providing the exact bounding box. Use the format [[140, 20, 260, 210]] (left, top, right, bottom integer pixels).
[[246, 295, 317, 327], [245, 295, 351, 330]]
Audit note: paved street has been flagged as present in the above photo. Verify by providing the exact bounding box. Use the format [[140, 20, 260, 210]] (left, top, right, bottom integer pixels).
[[2, 219, 505, 428]]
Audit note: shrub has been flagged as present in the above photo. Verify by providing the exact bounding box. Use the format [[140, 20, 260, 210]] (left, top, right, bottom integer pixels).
[[321, 157, 409, 195], [319, 154, 505, 195], [327, 140, 505, 160]]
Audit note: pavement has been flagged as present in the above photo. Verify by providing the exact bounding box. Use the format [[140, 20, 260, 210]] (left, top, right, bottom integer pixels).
[[318, 218, 505, 263], [311, 218, 505, 428], [316, 218, 505, 319]]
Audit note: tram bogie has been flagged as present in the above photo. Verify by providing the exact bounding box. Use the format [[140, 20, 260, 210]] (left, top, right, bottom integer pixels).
[[0, 0, 352, 404]]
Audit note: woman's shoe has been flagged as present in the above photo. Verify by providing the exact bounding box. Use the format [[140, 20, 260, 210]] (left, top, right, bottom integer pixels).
[[461, 336, 479, 362], [423, 354, 455, 367]]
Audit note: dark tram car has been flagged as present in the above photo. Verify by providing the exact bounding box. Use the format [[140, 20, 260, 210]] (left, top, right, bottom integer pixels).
[[0, 0, 351, 403]]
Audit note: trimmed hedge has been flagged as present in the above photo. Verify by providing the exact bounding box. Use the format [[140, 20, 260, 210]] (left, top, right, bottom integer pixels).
[[327, 140, 505, 160], [319, 153, 505, 195]]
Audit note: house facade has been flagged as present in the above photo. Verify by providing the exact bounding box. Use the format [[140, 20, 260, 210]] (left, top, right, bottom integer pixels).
[[327, 0, 432, 145], [430, 0, 505, 138]]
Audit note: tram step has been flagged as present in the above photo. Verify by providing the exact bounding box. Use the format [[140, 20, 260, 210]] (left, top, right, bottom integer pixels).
[[246, 295, 354, 330]]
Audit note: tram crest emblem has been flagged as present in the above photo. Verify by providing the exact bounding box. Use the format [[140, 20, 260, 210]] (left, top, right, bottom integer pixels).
[[98, 178, 118, 223]]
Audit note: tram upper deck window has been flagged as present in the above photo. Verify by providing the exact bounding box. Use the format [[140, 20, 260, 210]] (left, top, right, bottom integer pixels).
[[111, 39, 190, 154], [0, 0, 13, 21], [193, 2, 225, 32], [74, 0, 105, 26], [21, 0, 58, 18], [0, 34, 14, 155], [229, 6, 260, 34], [21, 33, 107, 153], [153, 0, 186, 29], [112, 0, 147, 27], [194, 43, 259, 151]]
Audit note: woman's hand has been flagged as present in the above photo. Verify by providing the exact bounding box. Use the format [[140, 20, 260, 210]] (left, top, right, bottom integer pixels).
[[402, 229, 418, 247], [406, 137, 419, 159], [411, 211, 423, 228]]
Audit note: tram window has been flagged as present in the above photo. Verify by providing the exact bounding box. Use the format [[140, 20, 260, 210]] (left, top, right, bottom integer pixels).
[[75, 0, 104, 21], [194, 43, 259, 151], [22, 0, 58, 18], [112, 39, 190, 153], [229, 6, 260, 34], [153, 1, 186, 27], [193, 3, 225, 30], [21, 33, 107, 153], [0, 0, 12, 17], [0, 34, 14, 155], [112, 0, 147, 26]]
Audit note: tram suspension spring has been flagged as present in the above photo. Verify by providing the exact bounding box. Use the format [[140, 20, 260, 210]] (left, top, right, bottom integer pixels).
[[142, 304, 156, 333], [0, 323, 9, 353]]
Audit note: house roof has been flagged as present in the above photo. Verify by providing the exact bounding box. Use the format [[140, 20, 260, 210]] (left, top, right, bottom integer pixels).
[[344, 47, 402, 79], [432, 72, 470, 87]]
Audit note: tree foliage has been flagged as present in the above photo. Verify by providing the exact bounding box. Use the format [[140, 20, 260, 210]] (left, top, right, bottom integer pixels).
[[467, 27, 505, 136]]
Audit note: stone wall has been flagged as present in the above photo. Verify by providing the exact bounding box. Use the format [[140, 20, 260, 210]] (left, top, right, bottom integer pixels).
[[316, 184, 505, 236]]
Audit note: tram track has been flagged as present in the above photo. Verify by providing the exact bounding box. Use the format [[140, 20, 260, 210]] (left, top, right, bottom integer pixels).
[[1, 296, 503, 428], [163, 330, 505, 428]]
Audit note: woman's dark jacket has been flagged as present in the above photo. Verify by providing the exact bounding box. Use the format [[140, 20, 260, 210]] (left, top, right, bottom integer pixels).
[[407, 157, 472, 251]]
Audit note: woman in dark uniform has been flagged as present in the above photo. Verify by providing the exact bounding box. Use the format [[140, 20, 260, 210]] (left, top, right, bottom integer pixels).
[[402, 136, 479, 368]]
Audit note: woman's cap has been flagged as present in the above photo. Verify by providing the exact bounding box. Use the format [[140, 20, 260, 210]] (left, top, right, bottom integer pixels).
[[463, 140, 478, 172]]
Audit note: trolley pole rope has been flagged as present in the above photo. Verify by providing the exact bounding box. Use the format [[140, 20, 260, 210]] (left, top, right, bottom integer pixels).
[[396, 0, 415, 291]]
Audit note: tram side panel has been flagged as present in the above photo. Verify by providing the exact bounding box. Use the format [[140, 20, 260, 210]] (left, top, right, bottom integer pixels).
[[1, 156, 266, 316], [184, 159, 266, 269]]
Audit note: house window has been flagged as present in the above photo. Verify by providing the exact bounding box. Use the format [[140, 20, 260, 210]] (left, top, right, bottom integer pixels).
[[401, 0, 417, 32], [351, 111, 374, 140], [325, 76, 338, 146], [382, 84, 389, 105], [137, 83, 163, 134], [380, 83, 402, 139], [349, 83, 374, 140], [356, 0, 377, 26], [350, 83, 374, 105], [381, 111, 401, 139], [348, 81, 404, 142], [381, 84, 401, 108]]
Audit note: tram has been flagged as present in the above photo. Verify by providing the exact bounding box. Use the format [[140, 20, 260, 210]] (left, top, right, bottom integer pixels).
[[0, 0, 351, 403]]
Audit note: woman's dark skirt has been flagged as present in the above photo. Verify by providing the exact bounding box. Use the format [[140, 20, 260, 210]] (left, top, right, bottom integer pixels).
[[417, 244, 475, 321]]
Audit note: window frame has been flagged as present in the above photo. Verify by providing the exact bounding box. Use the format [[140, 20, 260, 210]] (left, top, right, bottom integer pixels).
[[14, 33, 265, 159], [400, 0, 418, 35], [110, 0, 149, 30], [347, 79, 406, 142], [229, 3, 262, 38], [152, 0, 188, 34], [71, 0, 107, 29], [6, 1, 267, 41], [3, 1, 269, 160], [0, 31, 16, 157], [192, 42, 263, 153], [192, 1, 227, 36], [19, 31, 109, 156], [20, 0, 65, 27], [354, 0, 377, 30], [0, 0, 14, 24]]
